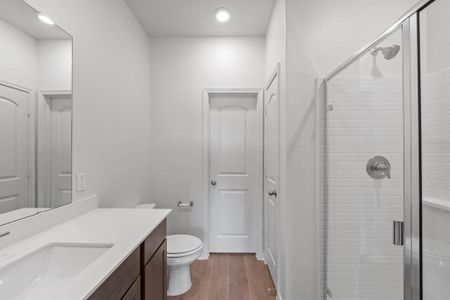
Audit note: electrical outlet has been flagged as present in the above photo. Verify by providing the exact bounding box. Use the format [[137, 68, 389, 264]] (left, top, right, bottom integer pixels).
[[76, 173, 86, 192]]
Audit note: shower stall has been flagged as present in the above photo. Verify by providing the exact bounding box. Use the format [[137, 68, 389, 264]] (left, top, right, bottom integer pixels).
[[320, 0, 450, 299]]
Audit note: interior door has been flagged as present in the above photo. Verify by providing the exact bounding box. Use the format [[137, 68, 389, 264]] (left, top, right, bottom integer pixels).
[[0, 84, 29, 213], [264, 69, 279, 284], [50, 95, 72, 207], [209, 92, 259, 253]]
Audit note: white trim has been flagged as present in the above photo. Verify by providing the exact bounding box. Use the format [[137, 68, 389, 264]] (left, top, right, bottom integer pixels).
[[39, 90, 72, 96], [0, 78, 32, 93], [276, 291, 284, 300], [202, 88, 264, 259], [36, 90, 72, 208], [264, 63, 281, 289], [27, 91, 36, 208]]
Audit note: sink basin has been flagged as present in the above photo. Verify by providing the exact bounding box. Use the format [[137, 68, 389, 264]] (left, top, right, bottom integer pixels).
[[0, 243, 113, 299]]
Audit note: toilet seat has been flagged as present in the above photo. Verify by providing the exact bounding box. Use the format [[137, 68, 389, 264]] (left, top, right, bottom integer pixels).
[[167, 235, 203, 257]]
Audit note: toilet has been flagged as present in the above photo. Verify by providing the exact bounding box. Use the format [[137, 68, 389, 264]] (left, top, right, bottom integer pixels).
[[166, 234, 203, 296], [134, 203, 203, 296]]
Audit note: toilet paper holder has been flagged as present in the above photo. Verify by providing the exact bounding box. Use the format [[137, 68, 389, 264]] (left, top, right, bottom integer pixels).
[[177, 201, 194, 207]]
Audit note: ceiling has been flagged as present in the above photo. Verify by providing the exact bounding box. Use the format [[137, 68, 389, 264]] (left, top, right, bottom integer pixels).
[[0, 0, 70, 40], [125, 0, 275, 37]]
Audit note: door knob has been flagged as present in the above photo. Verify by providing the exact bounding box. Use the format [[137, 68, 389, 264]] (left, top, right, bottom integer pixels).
[[268, 190, 278, 197], [210, 180, 217, 186]]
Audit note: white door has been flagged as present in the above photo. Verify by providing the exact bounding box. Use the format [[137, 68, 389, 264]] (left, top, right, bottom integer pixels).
[[209, 93, 260, 252], [0, 84, 29, 213], [50, 96, 72, 207], [264, 69, 279, 284]]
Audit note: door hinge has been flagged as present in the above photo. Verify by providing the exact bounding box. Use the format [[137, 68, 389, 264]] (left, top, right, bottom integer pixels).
[[393, 220, 404, 246]]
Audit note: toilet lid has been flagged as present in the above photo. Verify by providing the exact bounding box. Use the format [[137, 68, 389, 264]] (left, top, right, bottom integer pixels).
[[167, 235, 202, 254]]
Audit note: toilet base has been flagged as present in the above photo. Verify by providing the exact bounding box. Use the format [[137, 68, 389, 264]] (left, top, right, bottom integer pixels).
[[167, 264, 192, 296]]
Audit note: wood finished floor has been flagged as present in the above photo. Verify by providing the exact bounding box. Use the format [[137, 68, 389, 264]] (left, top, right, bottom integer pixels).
[[168, 254, 276, 300]]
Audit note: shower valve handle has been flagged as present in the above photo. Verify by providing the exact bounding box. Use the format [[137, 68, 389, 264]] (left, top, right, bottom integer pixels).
[[366, 156, 391, 180], [374, 162, 390, 179]]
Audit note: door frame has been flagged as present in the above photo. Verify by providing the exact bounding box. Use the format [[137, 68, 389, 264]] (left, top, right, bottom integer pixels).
[[202, 88, 264, 260], [36, 90, 72, 208]]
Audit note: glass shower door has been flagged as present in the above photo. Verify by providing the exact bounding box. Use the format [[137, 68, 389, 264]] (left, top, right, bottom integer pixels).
[[323, 27, 405, 299]]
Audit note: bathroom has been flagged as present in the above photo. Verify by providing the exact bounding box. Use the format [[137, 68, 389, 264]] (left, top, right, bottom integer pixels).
[[0, 0, 449, 299]]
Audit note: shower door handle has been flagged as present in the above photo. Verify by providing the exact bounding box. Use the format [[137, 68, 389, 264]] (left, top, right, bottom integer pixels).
[[393, 221, 404, 246]]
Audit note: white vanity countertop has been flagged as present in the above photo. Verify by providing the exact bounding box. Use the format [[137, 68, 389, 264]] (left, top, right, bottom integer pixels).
[[0, 208, 171, 300]]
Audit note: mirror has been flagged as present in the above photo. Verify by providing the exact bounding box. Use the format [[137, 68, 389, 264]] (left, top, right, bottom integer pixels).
[[0, 0, 73, 225]]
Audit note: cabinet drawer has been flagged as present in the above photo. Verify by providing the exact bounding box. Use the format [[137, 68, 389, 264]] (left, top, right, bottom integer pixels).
[[144, 240, 167, 300], [121, 276, 141, 300], [142, 220, 166, 264], [88, 247, 140, 300]]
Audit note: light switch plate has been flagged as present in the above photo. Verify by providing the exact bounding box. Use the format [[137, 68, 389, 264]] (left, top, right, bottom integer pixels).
[[76, 173, 87, 192]]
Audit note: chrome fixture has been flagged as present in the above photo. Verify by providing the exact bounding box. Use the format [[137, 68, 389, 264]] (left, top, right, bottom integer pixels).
[[177, 201, 194, 207], [370, 45, 401, 60], [393, 221, 404, 246], [366, 156, 391, 179]]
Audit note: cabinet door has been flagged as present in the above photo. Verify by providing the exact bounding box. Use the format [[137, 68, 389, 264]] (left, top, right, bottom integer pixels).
[[88, 248, 140, 300], [122, 277, 141, 300], [144, 240, 167, 300]]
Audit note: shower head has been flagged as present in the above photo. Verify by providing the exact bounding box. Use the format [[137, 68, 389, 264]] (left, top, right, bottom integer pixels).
[[370, 45, 401, 60]]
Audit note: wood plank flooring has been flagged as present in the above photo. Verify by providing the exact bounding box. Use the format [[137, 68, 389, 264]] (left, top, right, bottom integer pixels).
[[168, 254, 276, 300]]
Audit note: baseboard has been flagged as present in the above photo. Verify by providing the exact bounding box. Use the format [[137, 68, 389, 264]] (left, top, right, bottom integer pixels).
[[277, 291, 284, 300], [256, 251, 265, 262], [199, 253, 209, 260]]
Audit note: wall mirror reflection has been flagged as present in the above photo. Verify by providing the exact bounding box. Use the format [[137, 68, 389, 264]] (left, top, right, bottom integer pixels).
[[0, 0, 73, 225]]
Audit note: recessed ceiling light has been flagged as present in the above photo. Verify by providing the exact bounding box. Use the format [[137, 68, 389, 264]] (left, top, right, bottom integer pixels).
[[38, 14, 55, 25], [215, 8, 230, 23]]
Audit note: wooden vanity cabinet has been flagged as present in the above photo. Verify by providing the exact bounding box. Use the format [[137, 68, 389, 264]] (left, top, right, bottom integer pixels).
[[89, 219, 167, 300], [142, 220, 167, 300], [122, 277, 141, 300]]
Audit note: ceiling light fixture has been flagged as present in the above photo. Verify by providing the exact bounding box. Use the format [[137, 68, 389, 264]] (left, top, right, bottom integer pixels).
[[38, 14, 55, 25], [215, 8, 230, 23]]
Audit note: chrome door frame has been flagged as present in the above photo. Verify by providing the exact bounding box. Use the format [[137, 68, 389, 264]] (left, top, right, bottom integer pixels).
[[402, 14, 421, 300]]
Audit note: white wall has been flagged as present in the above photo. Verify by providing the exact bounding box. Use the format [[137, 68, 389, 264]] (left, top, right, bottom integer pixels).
[[26, 0, 151, 208], [0, 18, 37, 89], [37, 40, 72, 91], [281, 0, 419, 299], [148, 37, 265, 242]]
